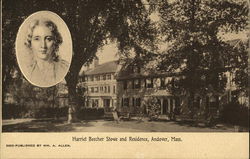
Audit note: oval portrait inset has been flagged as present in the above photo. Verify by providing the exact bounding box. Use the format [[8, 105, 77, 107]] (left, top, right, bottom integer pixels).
[[16, 11, 72, 87]]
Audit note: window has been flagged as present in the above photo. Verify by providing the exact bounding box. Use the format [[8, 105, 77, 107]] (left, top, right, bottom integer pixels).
[[160, 77, 166, 88], [136, 98, 141, 107], [107, 86, 110, 93], [90, 76, 94, 81], [95, 75, 100, 81], [194, 97, 201, 108], [103, 74, 106, 80], [78, 78, 82, 83], [133, 98, 141, 107], [122, 98, 129, 107], [92, 99, 99, 108], [104, 86, 107, 93], [95, 100, 99, 107], [91, 87, 94, 93], [123, 81, 128, 90], [175, 97, 180, 107], [104, 99, 111, 107], [145, 78, 153, 88], [133, 79, 141, 89], [133, 66, 141, 74], [94, 87, 99, 93], [100, 86, 103, 92], [113, 86, 116, 94], [85, 76, 88, 82], [107, 74, 111, 80]]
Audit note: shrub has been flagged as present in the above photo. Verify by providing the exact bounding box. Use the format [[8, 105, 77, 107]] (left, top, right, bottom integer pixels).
[[145, 97, 161, 120], [219, 102, 249, 127], [77, 107, 105, 120], [34, 107, 68, 118], [2, 104, 23, 119]]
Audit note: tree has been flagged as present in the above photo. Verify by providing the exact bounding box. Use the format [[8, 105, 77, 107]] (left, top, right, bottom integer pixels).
[[232, 39, 249, 99], [154, 0, 248, 114], [2, 0, 157, 122]]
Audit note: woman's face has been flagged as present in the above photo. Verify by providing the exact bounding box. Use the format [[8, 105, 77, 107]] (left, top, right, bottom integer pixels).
[[31, 25, 55, 61]]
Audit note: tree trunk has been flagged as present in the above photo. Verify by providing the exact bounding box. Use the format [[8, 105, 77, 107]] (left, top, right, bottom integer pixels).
[[189, 91, 195, 119], [65, 60, 82, 123], [67, 84, 78, 123]]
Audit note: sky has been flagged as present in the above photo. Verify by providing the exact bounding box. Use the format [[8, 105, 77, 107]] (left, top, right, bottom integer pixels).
[[96, 42, 119, 64], [96, 31, 248, 65], [95, 9, 248, 65]]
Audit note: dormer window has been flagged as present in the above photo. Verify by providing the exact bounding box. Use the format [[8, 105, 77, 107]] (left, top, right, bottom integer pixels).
[[103, 74, 106, 80], [95, 75, 100, 81], [133, 79, 141, 89], [107, 74, 111, 80], [132, 66, 141, 74]]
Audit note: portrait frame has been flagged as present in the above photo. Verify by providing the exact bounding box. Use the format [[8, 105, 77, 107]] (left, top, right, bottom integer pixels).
[[15, 10, 72, 87]]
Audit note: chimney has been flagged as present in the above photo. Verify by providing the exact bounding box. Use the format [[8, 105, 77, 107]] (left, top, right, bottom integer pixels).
[[93, 58, 99, 68]]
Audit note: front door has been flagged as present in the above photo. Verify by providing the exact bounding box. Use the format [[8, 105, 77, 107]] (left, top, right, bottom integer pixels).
[[104, 99, 111, 112], [162, 99, 168, 114]]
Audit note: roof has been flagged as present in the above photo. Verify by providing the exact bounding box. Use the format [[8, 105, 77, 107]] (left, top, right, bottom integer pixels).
[[116, 62, 180, 80], [82, 60, 119, 76]]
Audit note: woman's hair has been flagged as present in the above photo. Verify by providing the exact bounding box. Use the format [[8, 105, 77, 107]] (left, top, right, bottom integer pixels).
[[25, 19, 63, 61]]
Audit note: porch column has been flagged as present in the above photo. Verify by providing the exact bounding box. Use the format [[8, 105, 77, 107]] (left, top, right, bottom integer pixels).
[[173, 99, 175, 112], [99, 98, 103, 108], [167, 98, 171, 114], [160, 98, 164, 114]]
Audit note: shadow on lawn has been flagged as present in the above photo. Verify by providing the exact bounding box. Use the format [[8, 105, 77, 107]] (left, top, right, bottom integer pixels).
[[172, 120, 229, 130], [2, 119, 96, 132]]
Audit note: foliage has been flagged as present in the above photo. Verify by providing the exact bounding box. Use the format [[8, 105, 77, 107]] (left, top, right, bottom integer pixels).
[[34, 107, 68, 118], [145, 97, 161, 120], [2, 0, 157, 121], [219, 102, 249, 127], [155, 0, 248, 103], [77, 107, 105, 120], [4, 70, 62, 118], [232, 40, 249, 96]]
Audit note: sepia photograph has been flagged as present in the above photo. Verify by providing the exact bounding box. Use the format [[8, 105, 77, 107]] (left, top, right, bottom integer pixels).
[[1, 0, 249, 158]]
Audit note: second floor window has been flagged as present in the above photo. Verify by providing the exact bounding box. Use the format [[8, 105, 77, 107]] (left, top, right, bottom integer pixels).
[[133, 79, 141, 89], [160, 77, 166, 88], [90, 76, 94, 81], [107, 86, 110, 93], [107, 74, 111, 80], [95, 75, 100, 81], [91, 87, 94, 93], [123, 81, 128, 90], [94, 87, 99, 93], [122, 98, 129, 107], [145, 78, 153, 88]]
